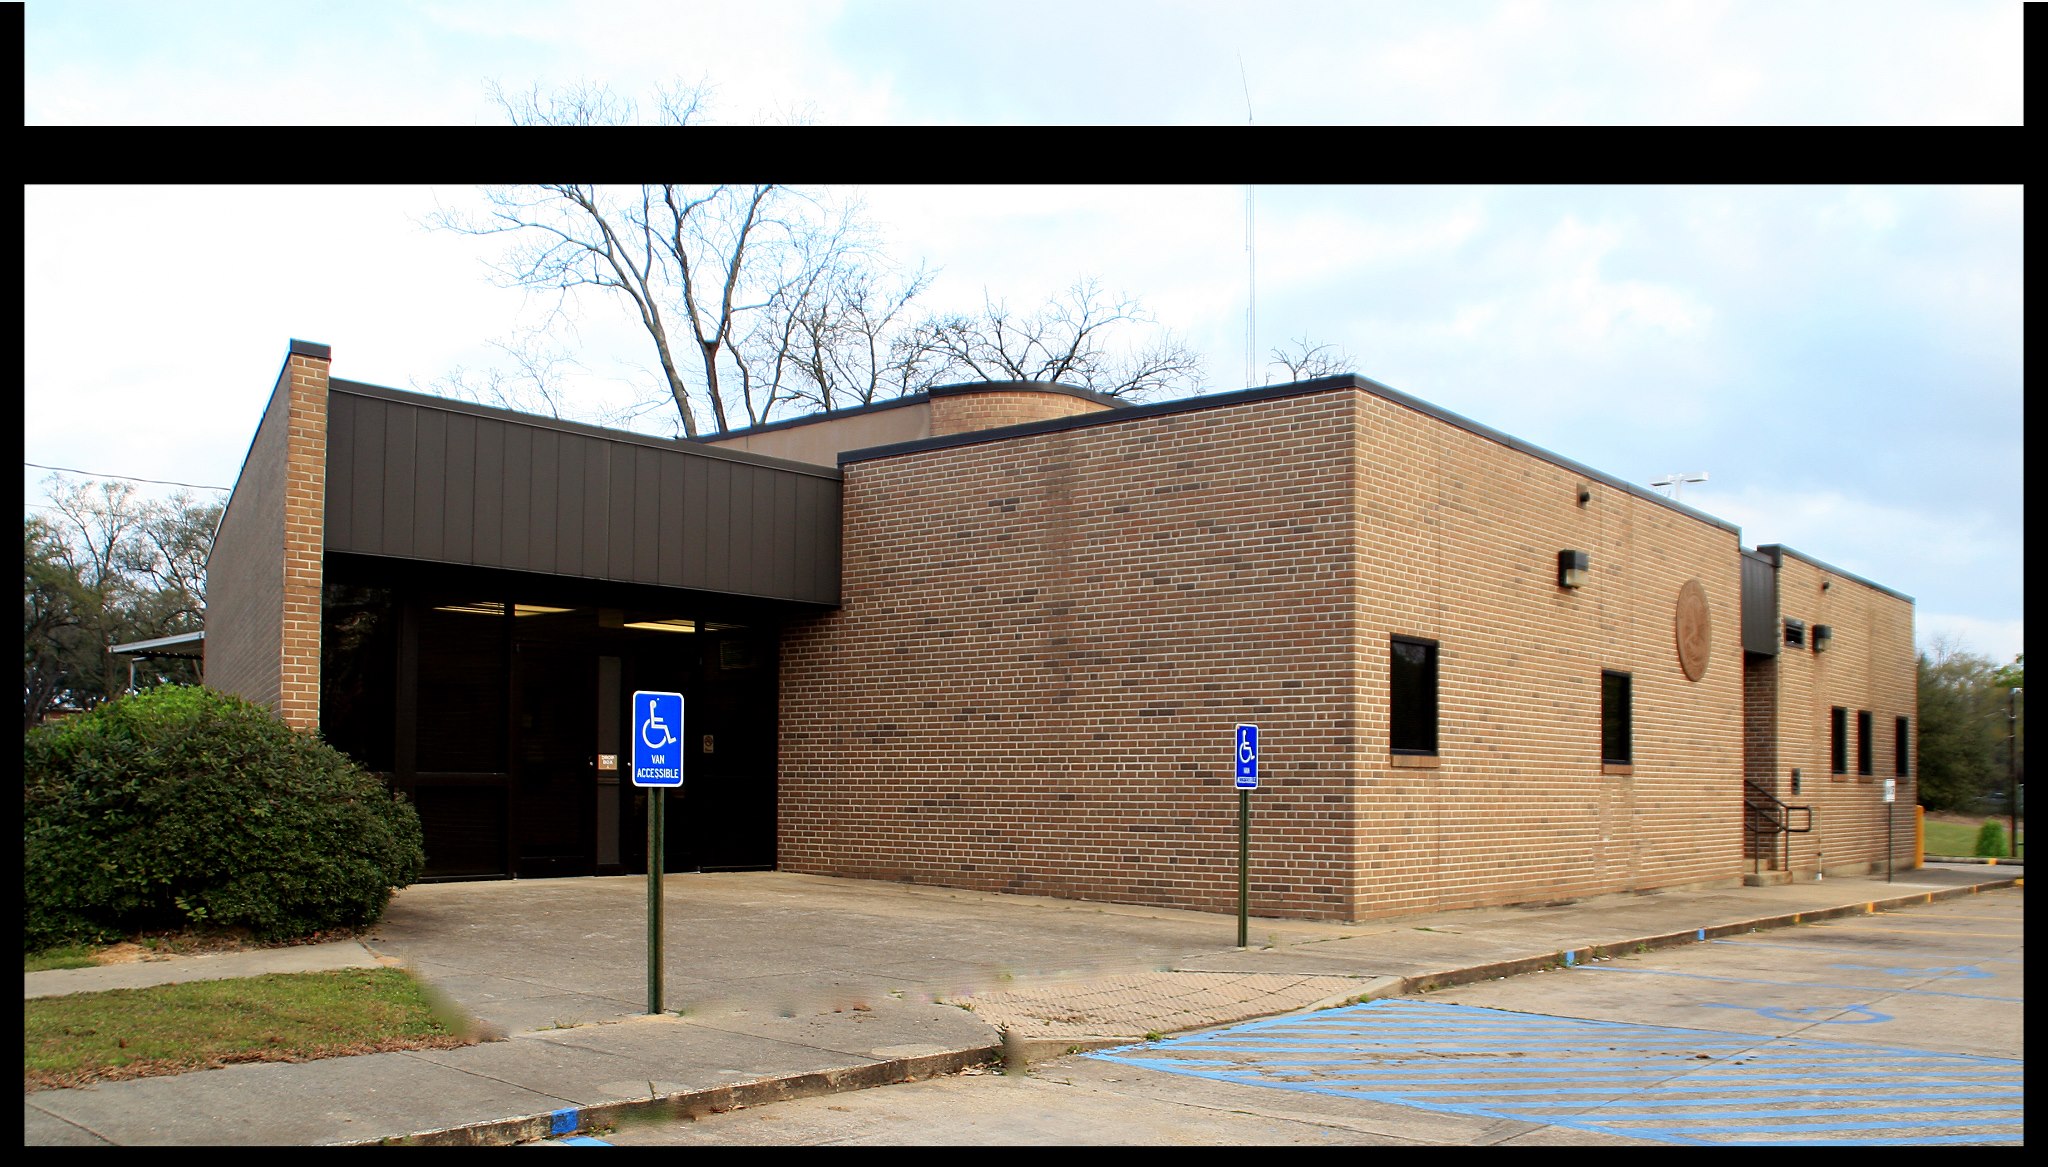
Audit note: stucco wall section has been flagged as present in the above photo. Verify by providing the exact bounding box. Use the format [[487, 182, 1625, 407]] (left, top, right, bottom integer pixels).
[[705, 400, 933, 467]]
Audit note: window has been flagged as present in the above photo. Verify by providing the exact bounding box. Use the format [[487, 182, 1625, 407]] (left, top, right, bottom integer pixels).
[[1601, 670, 1632, 766], [1895, 716, 1910, 777], [1784, 618, 1806, 648], [1857, 710, 1873, 776], [1830, 706, 1848, 775], [1389, 637, 1438, 755]]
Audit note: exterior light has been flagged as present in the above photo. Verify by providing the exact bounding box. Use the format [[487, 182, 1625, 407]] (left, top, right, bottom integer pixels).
[[1812, 624, 1832, 653], [1558, 550, 1589, 589]]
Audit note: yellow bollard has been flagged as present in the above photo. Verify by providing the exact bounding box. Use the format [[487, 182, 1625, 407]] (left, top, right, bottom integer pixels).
[[1914, 805, 1924, 868]]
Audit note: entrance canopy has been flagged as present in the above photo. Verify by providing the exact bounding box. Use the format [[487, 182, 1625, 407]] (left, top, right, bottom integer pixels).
[[325, 380, 842, 607]]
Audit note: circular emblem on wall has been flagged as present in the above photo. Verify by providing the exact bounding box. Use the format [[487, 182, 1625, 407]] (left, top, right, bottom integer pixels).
[[1675, 578, 1712, 682]]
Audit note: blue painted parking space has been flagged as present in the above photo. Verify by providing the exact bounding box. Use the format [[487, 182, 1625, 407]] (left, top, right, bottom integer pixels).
[[1087, 998, 2022, 1145]]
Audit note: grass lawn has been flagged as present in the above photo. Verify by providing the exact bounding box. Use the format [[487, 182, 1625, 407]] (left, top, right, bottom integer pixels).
[[1922, 815, 2021, 858], [24, 967, 476, 1091]]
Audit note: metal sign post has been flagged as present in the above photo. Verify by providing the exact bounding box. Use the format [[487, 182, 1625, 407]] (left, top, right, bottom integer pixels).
[[632, 691, 684, 1014], [1235, 724, 1258, 949], [1884, 778, 1896, 882]]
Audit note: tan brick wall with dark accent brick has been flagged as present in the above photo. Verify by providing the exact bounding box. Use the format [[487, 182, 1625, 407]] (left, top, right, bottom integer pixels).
[[929, 389, 1111, 437], [202, 347, 328, 730], [1767, 552, 1916, 876], [779, 384, 1751, 922]]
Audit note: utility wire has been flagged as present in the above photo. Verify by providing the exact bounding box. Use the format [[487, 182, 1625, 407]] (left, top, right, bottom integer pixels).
[[24, 461, 229, 492]]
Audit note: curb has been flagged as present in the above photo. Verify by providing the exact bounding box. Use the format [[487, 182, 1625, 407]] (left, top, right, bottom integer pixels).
[[1923, 855, 2024, 866], [343, 1045, 1002, 1146], [341, 875, 2022, 1145], [1397, 876, 2023, 994]]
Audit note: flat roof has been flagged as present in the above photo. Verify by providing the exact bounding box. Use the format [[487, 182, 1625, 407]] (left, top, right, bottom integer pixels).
[[108, 630, 205, 657], [695, 380, 1124, 445], [839, 374, 1743, 536], [1752, 545, 1915, 603]]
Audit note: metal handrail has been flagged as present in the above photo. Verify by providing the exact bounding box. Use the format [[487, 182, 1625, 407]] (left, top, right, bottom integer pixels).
[[1744, 778, 1812, 875]]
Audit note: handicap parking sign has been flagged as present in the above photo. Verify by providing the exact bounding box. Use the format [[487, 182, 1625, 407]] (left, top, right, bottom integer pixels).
[[1235, 724, 1258, 789], [632, 691, 685, 787]]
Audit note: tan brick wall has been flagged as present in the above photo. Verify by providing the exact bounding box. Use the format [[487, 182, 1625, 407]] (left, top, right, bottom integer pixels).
[[277, 353, 329, 730], [929, 389, 1111, 437], [781, 392, 1363, 918], [1767, 552, 1916, 876], [780, 384, 1750, 922], [1345, 392, 1745, 917]]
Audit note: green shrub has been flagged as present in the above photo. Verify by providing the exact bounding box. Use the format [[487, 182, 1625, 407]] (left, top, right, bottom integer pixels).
[[24, 685, 423, 952], [1973, 820, 2009, 858]]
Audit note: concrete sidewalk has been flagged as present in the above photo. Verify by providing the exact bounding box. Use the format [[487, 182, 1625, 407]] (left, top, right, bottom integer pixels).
[[23, 864, 2021, 1146]]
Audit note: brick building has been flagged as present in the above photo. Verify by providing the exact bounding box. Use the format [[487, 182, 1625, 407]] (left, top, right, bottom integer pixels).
[[206, 341, 1918, 920]]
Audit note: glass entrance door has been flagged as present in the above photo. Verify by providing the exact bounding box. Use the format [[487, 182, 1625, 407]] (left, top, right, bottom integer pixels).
[[617, 624, 777, 874], [511, 640, 595, 877]]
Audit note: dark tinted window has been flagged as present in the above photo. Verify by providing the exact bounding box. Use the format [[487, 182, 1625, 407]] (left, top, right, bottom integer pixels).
[[1895, 716, 1910, 776], [417, 599, 509, 772], [1390, 637, 1438, 755], [1601, 671, 1632, 765], [1857, 710, 1873, 775], [1831, 706, 1848, 775], [321, 584, 398, 773]]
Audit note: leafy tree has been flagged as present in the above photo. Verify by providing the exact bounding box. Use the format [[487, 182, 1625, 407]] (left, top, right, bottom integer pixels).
[[22, 474, 221, 728], [1915, 637, 2010, 813]]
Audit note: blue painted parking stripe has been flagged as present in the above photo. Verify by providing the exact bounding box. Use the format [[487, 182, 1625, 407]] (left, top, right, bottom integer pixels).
[[1497, 1097, 2020, 1114], [1680, 1134, 2022, 1146], [1556, 1097, 2023, 1113], [1090, 999, 2025, 1146], [1570, 964, 2023, 1002], [1709, 938, 2016, 957], [1629, 1119, 2024, 1135], [555, 1137, 612, 1145]]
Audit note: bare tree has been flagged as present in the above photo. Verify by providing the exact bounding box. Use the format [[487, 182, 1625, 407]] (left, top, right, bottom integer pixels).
[[427, 82, 888, 436], [416, 335, 586, 421], [913, 278, 1205, 400], [1266, 335, 1357, 383]]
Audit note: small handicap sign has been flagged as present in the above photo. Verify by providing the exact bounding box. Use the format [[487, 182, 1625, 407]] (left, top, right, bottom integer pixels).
[[1236, 724, 1258, 789], [632, 691, 684, 787]]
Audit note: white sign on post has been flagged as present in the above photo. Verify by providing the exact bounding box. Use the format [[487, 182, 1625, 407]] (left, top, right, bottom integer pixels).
[[1884, 778, 1896, 803]]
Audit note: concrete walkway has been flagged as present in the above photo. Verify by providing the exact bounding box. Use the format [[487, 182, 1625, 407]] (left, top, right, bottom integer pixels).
[[23, 864, 2021, 1146]]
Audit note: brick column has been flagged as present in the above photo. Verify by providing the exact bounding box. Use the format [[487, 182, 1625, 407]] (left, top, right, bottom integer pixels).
[[276, 340, 330, 731]]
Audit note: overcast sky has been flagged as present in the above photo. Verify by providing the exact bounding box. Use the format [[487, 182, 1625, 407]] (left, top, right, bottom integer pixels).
[[20, 5, 2025, 666], [21, 0, 2026, 126]]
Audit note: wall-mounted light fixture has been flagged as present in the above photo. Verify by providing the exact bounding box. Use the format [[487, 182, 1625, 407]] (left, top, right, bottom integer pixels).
[[1558, 550, 1589, 589], [1576, 483, 1591, 506], [1812, 624, 1833, 653]]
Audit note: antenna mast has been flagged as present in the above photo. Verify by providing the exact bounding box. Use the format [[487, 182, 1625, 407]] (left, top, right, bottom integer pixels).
[[1239, 54, 1255, 388]]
